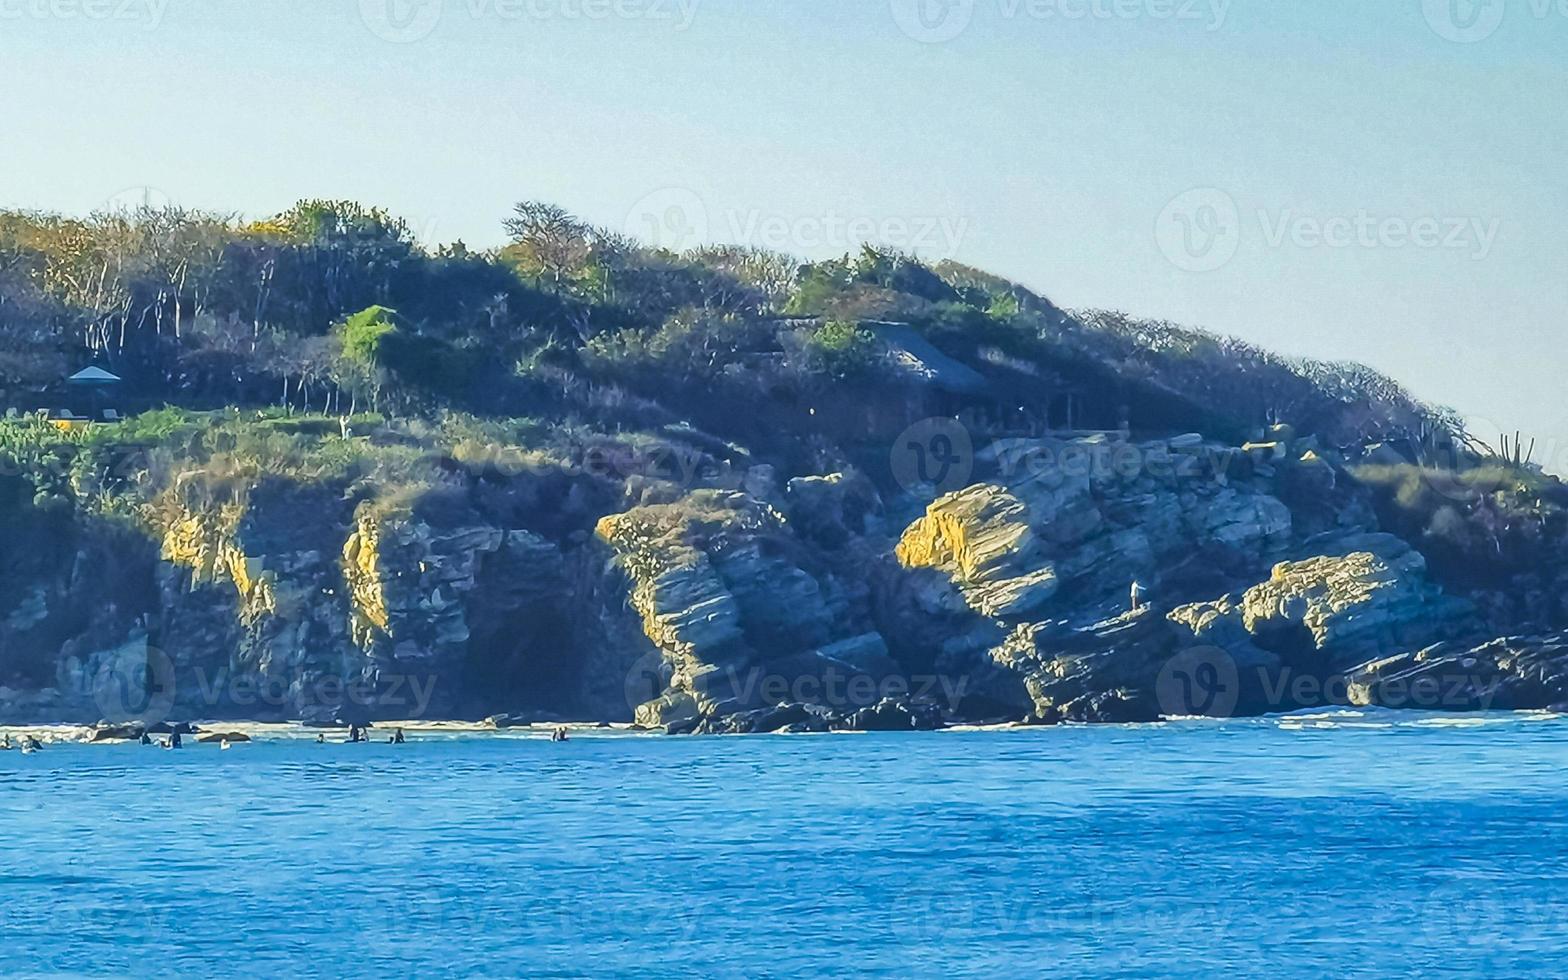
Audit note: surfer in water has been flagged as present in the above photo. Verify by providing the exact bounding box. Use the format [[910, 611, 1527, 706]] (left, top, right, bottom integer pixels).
[[551, 726, 569, 743], [392, 728, 406, 744]]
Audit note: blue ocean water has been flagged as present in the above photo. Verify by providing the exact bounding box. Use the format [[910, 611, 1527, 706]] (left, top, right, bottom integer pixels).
[[4, 712, 1568, 978]]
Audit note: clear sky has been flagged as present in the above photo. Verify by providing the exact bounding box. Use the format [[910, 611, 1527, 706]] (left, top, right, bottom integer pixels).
[[2, 0, 1564, 461]]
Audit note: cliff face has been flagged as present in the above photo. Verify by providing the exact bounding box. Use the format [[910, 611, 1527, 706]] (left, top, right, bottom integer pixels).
[[0, 426, 1558, 730], [0, 474, 641, 725]]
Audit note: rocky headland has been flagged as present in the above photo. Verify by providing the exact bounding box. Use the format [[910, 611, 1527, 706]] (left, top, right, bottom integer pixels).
[[4, 200, 1565, 735], [5, 420, 1562, 736]]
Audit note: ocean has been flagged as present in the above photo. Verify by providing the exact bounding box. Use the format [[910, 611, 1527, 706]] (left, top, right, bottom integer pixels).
[[4, 711, 1567, 977]]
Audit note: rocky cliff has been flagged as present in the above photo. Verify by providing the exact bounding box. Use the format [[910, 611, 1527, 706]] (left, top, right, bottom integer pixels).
[[2, 423, 1563, 732]]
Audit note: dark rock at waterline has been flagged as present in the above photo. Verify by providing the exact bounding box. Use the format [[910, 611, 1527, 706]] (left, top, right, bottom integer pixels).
[[1022, 706, 1064, 726], [664, 714, 702, 736], [89, 723, 147, 742], [690, 702, 832, 735], [1059, 689, 1162, 724], [749, 702, 818, 732], [484, 712, 566, 729], [1346, 635, 1568, 712], [196, 731, 252, 743], [685, 697, 949, 735], [834, 698, 946, 732]]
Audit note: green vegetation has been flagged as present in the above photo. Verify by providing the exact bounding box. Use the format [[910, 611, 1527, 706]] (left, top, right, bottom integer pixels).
[[0, 194, 1499, 545], [806, 320, 878, 379], [1352, 462, 1568, 585], [338, 305, 401, 366]]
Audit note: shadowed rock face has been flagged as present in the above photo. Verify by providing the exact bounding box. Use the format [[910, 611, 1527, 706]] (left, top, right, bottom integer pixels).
[[1, 478, 641, 725]]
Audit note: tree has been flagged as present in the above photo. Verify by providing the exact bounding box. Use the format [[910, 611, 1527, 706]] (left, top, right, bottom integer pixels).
[[502, 201, 594, 292], [688, 244, 799, 312]]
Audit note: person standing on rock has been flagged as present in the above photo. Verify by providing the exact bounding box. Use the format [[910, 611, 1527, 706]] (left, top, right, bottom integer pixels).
[[1131, 579, 1149, 614]]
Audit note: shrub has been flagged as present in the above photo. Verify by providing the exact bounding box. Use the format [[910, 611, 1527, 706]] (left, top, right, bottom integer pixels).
[[806, 320, 877, 379]]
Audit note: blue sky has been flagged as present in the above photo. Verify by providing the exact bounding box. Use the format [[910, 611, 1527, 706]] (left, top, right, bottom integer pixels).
[[2, 0, 1564, 461]]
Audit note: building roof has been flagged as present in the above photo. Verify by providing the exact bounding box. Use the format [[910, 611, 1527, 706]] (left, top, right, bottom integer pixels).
[[863, 322, 988, 395], [68, 366, 123, 384], [67, 366, 122, 384]]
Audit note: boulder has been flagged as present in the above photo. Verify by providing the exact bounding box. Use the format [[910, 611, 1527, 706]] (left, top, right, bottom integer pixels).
[[88, 723, 146, 742], [195, 731, 251, 743], [600, 491, 895, 720], [785, 471, 881, 546], [1171, 533, 1476, 669], [635, 691, 702, 730], [895, 484, 1059, 619]]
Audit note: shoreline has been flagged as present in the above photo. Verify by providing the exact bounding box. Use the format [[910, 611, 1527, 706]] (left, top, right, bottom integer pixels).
[[4, 707, 1564, 747]]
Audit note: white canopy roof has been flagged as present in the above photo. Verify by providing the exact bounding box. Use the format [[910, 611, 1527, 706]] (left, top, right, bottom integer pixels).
[[67, 366, 122, 384]]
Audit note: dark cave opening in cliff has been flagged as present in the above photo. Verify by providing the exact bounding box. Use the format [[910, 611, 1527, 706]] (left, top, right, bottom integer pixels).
[[461, 605, 585, 718]]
